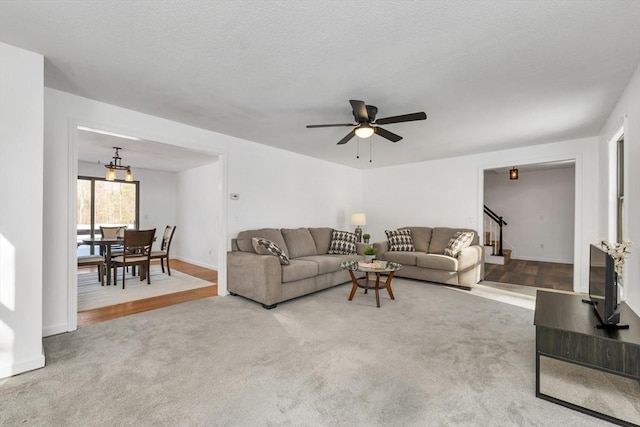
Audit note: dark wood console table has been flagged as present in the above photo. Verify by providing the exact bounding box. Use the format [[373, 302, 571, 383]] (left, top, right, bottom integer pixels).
[[534, 290, 640, 426]]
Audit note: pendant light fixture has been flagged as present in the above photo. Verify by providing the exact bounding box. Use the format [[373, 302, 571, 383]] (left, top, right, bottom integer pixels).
[[104, 147, 133, 181], [509, 167, 519, 180]]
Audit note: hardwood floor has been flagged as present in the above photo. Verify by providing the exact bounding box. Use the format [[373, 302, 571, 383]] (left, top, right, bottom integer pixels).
[[77, 259, 218, 327], [484, 259, 574, 292]]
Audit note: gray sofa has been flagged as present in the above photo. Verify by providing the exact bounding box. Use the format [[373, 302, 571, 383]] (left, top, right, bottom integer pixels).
[[373, 227, 484, 289], [227, 227, 365, 309]]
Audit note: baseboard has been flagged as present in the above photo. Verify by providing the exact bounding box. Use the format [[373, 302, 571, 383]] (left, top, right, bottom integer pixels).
[[512, 256, 573, 264], [0, 352, 45, 379], [43, 322, 69, 338], [175, 256, 217, 270]]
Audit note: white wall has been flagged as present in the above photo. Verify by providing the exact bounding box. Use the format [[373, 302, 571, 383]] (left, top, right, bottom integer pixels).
[[484, 166, 575, 263], [599, 63, 640, 315], [43, 88, 362, 336], [225, 149, 363, 237], [0, 43, 45, 378], [78, 160, 178, 249], [362, 137, 599, 294], [177, 162, 220, 268]]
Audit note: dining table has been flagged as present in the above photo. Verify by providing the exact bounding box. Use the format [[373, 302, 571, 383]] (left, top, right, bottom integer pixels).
[[81, 236, 124, 286]]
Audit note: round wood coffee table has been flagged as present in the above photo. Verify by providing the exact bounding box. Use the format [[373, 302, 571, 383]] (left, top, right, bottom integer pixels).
[[340, 260, 402, 308]]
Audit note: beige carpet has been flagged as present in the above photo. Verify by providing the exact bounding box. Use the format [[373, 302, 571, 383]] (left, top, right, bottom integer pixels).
[[3, 278, 636, 426], [77, 265, 213, 311]]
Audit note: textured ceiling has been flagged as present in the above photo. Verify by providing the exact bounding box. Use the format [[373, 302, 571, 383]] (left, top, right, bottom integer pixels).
[[1, 1, 639, 169]]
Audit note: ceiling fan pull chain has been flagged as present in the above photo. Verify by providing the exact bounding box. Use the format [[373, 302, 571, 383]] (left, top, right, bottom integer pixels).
[[369, 138, 372, 163], [356, 138, 360, 159]]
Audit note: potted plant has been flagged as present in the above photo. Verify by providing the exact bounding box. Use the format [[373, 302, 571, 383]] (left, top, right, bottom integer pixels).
[[363, 246, 377, 262], [362, 233, 371, 243]]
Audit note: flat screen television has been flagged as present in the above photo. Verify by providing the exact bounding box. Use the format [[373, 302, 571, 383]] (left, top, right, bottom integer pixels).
[[588, 244, 620, 326]]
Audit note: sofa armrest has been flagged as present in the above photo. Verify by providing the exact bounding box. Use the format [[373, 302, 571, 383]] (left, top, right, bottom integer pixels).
[[372, 240, 389, 256], [356, 242, 370, 255], [227, 251, 283, 306], [457, 245, 484, 287]]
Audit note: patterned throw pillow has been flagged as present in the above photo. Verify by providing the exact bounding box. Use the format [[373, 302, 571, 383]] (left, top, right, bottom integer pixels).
[[444, 231, 475, 257], [385, 229, 415, 252], [327, 230, 357, 255], [251, 237, 290, 265]]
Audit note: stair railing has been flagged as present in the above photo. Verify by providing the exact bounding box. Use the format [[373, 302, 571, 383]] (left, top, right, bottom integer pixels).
[[483, 205, 507, 256]]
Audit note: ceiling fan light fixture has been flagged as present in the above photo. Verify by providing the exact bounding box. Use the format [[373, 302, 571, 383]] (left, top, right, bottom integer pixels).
[[355, 125, 374, 139]]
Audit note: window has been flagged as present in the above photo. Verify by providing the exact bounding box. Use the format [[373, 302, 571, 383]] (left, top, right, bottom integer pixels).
[[616, 136, 624, 243], [77, 176, 139, 251]]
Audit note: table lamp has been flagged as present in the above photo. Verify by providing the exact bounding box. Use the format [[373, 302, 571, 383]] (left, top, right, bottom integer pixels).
[[351, 212, 367, 243]]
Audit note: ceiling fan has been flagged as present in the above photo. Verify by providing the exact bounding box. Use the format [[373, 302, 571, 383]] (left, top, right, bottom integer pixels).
[[306, 100, 427, 145]]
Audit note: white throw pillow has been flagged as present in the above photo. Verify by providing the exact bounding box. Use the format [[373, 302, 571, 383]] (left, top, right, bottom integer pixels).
[[444, 231, 475, 257]]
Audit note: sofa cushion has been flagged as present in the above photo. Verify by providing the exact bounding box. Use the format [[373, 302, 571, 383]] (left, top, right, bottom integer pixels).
[[237, 228, 289, 257], [444, 231, 475, 257], [403, 227, 433, 253], [429, 228, 476, 254], [236, 238, 253, 253], [282, 228, 317, 258], [309, 227, 334, 255], [385, 229, 415, 252], [379, 251, 417, 266], [282, 259, 319, 283], [297, 254, 362, 274], [416, 253, 458, 271], [327, 230, 357, 255], [251, 238, 290, 265]]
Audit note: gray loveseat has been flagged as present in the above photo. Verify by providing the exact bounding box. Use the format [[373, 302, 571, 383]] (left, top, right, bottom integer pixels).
[[373, 227, 484, 289], [227, 227, 365, 309]]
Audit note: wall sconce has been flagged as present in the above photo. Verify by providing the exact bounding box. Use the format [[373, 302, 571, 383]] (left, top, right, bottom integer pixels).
[[509, 167, 519, 180], [351, 212, 367, 242]]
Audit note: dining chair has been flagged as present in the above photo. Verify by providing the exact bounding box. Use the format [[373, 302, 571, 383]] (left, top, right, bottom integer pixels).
[[151, 225, 176, 276], [100, 225, 126, 239], [99, 225, 126, 256], [111, 229, 156, 289], [77, 255, 105, 285]]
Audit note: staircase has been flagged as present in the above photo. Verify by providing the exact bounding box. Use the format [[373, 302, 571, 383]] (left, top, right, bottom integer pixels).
[[484, 205, 510, 265], [485, 248, 511, 265]]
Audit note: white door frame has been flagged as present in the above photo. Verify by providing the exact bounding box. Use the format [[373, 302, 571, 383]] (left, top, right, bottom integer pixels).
[[67, 119, 228, 331]]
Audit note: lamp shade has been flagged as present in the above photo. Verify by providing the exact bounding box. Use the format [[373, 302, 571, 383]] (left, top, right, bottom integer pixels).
[[105, 167, 116, 181], [351, 212, 367, 226]]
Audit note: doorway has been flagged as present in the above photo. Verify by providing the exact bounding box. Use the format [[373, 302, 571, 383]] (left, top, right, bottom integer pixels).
[[482, 161, 576, 292], [73, 125, 224, 324]]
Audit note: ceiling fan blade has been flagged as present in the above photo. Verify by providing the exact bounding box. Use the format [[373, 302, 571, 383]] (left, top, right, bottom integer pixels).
[[375, 112, 427, 125], [349, 100, 369, 123], [337, 130, 356, 145], [374, 127, 403, 143], [306, 123, 354, 128]]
